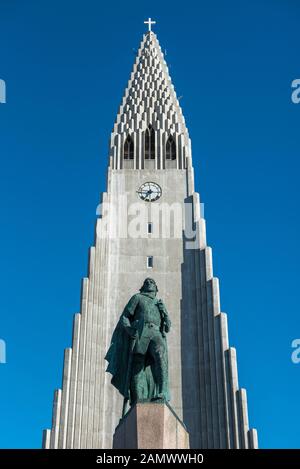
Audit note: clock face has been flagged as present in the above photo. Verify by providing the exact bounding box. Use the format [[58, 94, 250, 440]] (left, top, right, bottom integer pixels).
[[137, 182, 162, 202]]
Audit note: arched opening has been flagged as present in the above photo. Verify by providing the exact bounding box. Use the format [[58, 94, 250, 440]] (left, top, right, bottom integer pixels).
[[166, 135, 176, 160], [145, 125, 155, 160], [124, 135, 134, 160]]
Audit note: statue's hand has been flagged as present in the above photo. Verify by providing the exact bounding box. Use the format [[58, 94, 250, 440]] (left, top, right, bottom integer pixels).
[[121, 316, 138, 339], [164, 317, 171, 333], [121, 316, 131, 329]]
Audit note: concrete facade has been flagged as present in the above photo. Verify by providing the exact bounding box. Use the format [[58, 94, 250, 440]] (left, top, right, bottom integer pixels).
[[43, 30, 258, 449]]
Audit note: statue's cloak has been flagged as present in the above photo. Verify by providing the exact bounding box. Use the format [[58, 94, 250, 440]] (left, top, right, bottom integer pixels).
[[104, 318, 130, 398], [105, 319, 160, 401]]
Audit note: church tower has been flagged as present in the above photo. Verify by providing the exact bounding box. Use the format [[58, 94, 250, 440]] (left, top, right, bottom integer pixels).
[[43, 22, 258, 449]]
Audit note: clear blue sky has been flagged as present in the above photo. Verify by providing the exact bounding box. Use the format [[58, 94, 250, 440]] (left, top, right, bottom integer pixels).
[[0, 0, 299, 449]]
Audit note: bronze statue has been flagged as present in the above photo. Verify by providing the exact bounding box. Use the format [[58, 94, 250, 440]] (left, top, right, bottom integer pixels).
[[105, 278, 171, 416]]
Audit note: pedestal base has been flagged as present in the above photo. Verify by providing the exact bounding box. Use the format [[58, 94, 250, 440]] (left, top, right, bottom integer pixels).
[[113, 402, 190, 449]]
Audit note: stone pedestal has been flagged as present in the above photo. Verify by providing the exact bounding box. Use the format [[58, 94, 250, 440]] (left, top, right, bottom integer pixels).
[[113, 402, 190, 449]]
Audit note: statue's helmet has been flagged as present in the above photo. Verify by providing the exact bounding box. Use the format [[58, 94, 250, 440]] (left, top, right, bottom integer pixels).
[[140, 277, 158, 293]]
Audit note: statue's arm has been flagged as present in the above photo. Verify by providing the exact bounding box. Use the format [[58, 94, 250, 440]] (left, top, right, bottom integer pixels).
[[164, 313, 171, 333], [157, 299, 171, 333], [121, 294, 139, 337]]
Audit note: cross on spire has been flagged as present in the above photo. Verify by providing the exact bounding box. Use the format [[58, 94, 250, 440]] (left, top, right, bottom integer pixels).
[[144, 17, 156, 32]]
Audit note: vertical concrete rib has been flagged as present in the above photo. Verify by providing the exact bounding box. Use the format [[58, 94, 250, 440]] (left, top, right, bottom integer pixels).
[[199, 248, 214, 447], [237, 388, 249, 449], [88, 227, 105, 448], [87, 236, 101, 447], [104, 206, 122, 448], [58, 348, 72, 448], [217, 313, 231, 448], [66, 313, 81, 448], [213, 308, 230, 448], [73, 277, 89, 448], [248, 428, 258, 448], [194, 247, 207, 448], [92, 232, 104, 447], [42, 429, 51, 449], [206, 277, 220, 448], [81, 247, 96, 448], [98, 191, 113, 442], [226, 347, 240, 448], [101, 252, 112, 446], [50, 389, 61, 448]]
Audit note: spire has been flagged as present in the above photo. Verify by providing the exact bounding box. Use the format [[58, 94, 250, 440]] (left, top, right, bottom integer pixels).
[[110, 29, 191, 170]]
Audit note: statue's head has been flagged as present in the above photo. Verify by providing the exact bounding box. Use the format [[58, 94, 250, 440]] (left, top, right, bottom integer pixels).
[[140, 278, 158, 294]]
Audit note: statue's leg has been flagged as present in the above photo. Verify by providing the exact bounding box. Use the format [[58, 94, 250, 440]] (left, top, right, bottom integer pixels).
[[148, 335, 168, 399], [130, 353, 147, 404]]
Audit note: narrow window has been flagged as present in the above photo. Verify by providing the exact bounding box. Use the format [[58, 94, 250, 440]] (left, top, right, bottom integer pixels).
[[145, 125, 155, 160], [148, 222, 152, 234], [166, 135, 176, 160], [124, 135, 134, 160], [150, 127, 155, 160], [147, 256, 153, 268]]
